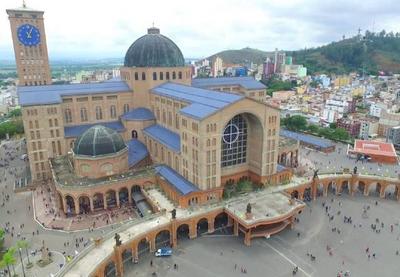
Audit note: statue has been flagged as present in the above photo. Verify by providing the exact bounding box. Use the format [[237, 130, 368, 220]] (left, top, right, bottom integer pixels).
[[246, 203, 252, 214], [313, 169, 319, 180], [171, 209, 176, 219], [41, 240, 50, 263], [353, 166, 358, 174], [114, 233, 122, 246]]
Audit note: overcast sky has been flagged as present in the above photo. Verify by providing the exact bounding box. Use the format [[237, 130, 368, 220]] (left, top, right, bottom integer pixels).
[[1, 0, 400, 61]]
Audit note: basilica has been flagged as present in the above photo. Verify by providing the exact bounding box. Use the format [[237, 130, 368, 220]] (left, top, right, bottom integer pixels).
[[9, 4, 290, 215]]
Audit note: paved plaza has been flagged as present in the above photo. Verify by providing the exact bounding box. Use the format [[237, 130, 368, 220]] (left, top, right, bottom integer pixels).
[[299, 142, 399, 178], [125, 194, 400, 277], [1, 138, 400, 277]]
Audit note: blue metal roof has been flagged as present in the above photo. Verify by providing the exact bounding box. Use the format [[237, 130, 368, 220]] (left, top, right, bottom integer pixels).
[[152, 82, 243, 120], [277, 164, 287, 172], [121, 107, 155, 121], [155, 165, 199, 195], [143, 124, 180, 153], [127, 139, 149, 167], [192, 77, 266, 90], [18, 81, 131, 106], [64, 121, 125, 138], [280, 129, 335, 149]]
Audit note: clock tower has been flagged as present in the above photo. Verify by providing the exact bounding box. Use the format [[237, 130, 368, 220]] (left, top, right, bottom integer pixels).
[[6, 2, 52, 86]]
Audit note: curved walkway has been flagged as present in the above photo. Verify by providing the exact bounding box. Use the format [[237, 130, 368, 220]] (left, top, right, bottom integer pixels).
[[59, 173, 400, 277]]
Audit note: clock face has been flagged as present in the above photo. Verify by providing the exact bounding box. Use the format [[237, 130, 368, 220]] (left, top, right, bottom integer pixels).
[[17, 24, 40, 46]]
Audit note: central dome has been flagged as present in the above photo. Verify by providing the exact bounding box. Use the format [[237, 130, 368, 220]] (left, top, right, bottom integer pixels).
[[73, 125, 127, 156], [124, 27, 185, 68]]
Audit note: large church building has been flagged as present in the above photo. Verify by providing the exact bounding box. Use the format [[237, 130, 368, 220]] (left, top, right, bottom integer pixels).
[[9, 4, 286, 212]]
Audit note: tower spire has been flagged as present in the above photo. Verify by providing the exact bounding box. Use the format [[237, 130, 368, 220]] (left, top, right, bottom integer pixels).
[[22, 0, 26, 8]]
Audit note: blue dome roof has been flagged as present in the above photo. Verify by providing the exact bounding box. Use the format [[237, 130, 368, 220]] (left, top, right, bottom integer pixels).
[[121, 108, 155, 121]]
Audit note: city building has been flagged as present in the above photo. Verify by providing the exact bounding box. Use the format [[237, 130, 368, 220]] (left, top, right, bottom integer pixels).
[[369, 102, 387, 118], [359, 117, 379, 140], [386, 126, 400, 149], [336, 117, 361, 138], [348, 140, 398, 164], [211, 56, 223, 77]]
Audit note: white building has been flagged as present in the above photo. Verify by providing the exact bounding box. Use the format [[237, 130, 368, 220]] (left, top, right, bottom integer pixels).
[[211, 56, 223, 77], [359, 118, 379, 140], [369, 103, 387, 118]]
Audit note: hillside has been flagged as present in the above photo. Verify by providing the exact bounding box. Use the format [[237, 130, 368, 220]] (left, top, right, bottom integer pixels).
[[207, 31, 400, 74], [208, 47, 271, 65]]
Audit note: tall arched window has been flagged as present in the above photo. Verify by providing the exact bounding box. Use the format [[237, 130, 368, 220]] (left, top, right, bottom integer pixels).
[[95, 106, 103, 120], [142, 72, 146, 80], [153, 72, 157, 80], [172, 71, 176, 79], [160, 72, 164, 80], [178, 71, 182, 79], [110, 105, 117, 118], [134, 72, 139, 80], [123, 104, 129, 113], [166, 72, 170, 80], [64, 109, 72, 123], [221, 114, 248, 167], [80, 108, 88, 122]]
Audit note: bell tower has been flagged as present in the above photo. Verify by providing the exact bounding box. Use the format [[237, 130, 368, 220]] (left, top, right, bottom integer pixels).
[[6, 1, 52, 86]]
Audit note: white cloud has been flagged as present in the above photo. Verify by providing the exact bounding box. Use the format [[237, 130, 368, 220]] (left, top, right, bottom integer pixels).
[[1, 0, 400, 60]]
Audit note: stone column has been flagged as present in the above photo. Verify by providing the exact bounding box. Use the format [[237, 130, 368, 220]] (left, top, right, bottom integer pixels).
[[62, 196, 68, 214], [244, 230, 251, 246], [171, 219, 177, 248], [364, 184, 369, 197], [208, 219, 215, 233], [189, 223, 197, 239], [89, 197, 94, 212], [74, 198, 80, 215], [96, 266, 105, 277], [128, 189, 132, 204], [323, 184, 328, 197], [133, 244, 139, 261], [379, 185, 386, 199], [396, 186, 400, 201], [113, 245, 123, 277], [233, 221, 239, 236], [104, 194, 108, 210], [116, 192, 120, 208], [149, 237, 156, 252]]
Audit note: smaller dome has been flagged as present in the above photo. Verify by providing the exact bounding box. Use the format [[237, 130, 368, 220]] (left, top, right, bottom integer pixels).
[[73, 125, 126, 156]]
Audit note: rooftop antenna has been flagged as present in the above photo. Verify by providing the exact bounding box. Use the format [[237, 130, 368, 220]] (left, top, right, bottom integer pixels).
[[22, 0, 26, 8]]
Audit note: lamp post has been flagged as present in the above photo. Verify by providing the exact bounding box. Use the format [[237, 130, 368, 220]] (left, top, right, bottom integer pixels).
[[18, 247, 26, 277]]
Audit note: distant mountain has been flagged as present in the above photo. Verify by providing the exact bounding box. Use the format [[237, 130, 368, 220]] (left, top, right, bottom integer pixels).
[[208, 47, 271, 65], [207, 31, 400, 74]]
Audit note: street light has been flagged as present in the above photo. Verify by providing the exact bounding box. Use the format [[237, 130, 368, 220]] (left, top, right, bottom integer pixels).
[[18, 247, 26, 277]]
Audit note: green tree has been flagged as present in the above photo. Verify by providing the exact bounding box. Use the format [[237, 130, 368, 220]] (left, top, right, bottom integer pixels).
[[7, 109, 21, 118], [329, 122, 337, 129], [16, 240, 31, 266], [332, 128, 350, 140], [285, 115, 307, 131], [1, 248, 16, 277], [307, 124, 320, 133]]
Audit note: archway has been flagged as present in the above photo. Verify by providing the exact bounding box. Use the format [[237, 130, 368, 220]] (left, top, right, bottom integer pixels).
[[177, 224, 190, 240], [106, 190, 117, 208], [291, 190, 299, 199], [119, 188, 129, 206], [214, 213, 229, 231], [369, 182, 382, 197], [341, 181, 349, 194], [78, 195, 90, 214], [327, 181, 336, 194], [131, 130, 138, 139], [131, 185, 141, 194], [122, 248, 133, 267], [197, 218, 208, 235], [220, 113, 263, 173], [65, 195, 75, 215], [155, 230, 170, 248], [93, 193, 104, 210], [138, 238, 150, 257], [304, 188, 312, 201], [358, 181, 366, 195], [385, 184, 396, 199], [104, 261, 116, 277]]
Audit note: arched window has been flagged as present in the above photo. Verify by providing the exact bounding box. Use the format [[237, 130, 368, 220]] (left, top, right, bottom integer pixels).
[[95, 106, 103, 120], [142, 72, 146, 80], [175, 113, 179, 129], [123, 104, 129, 113], [64, 109, 72, 123], [153, 72, 157, 80], [160, 72, 164, 80], [80, 108, 88, 122], [178, 71, 182, 79], [110, 105, 117, 118], [134, 72, 139, 80], [166, 72, 170, 80], [172, 71, 176, 79], [221, 114, 248, 167], [132, 130, 138, 139]]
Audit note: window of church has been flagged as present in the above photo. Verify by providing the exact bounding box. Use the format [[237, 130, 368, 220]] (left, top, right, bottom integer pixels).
[[166, 72, 170, 80], [160, 72, 163, 80], [110, 105, 117, 118], [153, 72, 157, 81], [178, 71, 182, 79], [64, 109, 72, 123], [221, 114, 247, 167], [80, 108, 88, 122], [95, 106, 103, 120], [123, 104, 129, 113], [142, 72, 146, 80], [172, 72, 176, 79], [134, 72, 139, 80]]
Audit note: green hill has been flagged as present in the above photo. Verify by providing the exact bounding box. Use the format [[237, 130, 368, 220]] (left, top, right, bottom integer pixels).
[[208, 47, 271, 65], [208, 31, 400, 75]]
